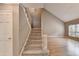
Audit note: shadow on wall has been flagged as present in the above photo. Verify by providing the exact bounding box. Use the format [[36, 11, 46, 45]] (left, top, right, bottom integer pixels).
[[41, 9, 65, 37], [28, 8, 43, 28]]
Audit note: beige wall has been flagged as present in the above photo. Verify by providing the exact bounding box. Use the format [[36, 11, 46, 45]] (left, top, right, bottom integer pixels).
[[32, 14, 41, 28], [41, 9, 65, 37], [0, 4, 31, 56], [19, 4, 31, 54], [13, 4, 19, 56], [29, 8, 42, 28], [0, 4, 20, 56], [0, 4, 13, 10], [25, 8, 32, 26]]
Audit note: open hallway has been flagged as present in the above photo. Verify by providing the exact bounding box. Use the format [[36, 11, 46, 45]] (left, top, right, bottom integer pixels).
[[0, 3, 79, 56]]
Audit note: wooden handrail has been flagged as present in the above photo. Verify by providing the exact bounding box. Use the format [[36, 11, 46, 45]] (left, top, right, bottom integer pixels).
[[21, 5, 31, 29]]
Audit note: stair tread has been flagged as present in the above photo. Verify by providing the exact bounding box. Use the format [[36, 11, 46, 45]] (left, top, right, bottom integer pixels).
[[29, 39, 41, 41], [27, 41, 42, 44], [30, 35, 41, 37], [32, 31, 41, 32], [31, 33, 41, 35], [23, 50, 43, 54], [24, 47, 42, 50], [32, 31, 41, 33], [27, 44, 42, 46], [29, 38, 42, 40], [26, 42, 42, 46], [25, 46, 42, 50], [25, 44, 42, 49]]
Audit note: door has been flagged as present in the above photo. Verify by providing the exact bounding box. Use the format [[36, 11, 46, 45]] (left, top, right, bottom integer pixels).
[[0, 10, 13, 56]]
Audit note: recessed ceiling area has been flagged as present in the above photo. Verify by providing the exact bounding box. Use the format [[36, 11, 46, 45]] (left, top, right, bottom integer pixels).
[[44, 3, 79, 22]]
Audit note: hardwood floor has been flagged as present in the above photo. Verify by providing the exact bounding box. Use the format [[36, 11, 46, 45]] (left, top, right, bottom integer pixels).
[[67, 39, 79, 56], [47, 37, 79, 56]]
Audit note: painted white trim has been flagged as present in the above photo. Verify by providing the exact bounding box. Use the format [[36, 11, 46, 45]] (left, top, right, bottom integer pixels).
[[19, 28, 31, 56]]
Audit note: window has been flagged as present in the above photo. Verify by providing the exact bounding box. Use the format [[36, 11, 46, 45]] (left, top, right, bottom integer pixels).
[[76, 24, 79, 38], [68, 24, 79, 38], [69, 25, 76, 37]]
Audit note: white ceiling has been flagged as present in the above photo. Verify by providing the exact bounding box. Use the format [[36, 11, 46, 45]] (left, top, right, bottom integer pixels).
[[22, 3, 79, 22], [44, 3, 79, 22], [22, 3, 44, 8]]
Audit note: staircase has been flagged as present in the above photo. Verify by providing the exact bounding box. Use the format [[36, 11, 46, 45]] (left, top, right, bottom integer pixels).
[[22, 28, 44, 56]]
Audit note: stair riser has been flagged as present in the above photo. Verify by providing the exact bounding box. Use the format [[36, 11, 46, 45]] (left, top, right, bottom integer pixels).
[[25, 45, 42, 49], [30, 36, 41, 38], [27, 41, 42, 44], [32, 31, 41, 33], [32, 29, 41, 32], [24, 47, 42, 50], [22, 54, 43, 56], [25, 46, 42, 49], [27, 44, 42, 47], [31, 33, 41, 36], [26, 43, 42, 46], [28, 39, 42, 42], [29, 38, 41, 40], [32, 29, 41, 30], [28, 39, 42, 43], [22, 50, 43, 56], [29, 36, 41, 39]]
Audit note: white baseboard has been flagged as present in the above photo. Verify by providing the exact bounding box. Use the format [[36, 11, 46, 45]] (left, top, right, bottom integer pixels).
[[19, 29, 31, 56]]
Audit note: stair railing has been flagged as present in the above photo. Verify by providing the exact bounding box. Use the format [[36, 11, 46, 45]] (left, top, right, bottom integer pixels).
[[19, 4, 31, 56]]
